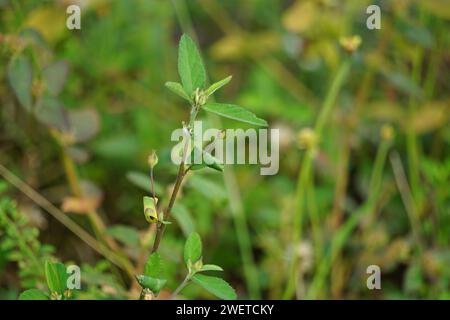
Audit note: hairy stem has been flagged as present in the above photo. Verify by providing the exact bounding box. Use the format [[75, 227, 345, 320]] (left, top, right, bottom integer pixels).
[[151, 161, 186, 253], [171, 2, 262, 298], [151, 106, 197, 253]]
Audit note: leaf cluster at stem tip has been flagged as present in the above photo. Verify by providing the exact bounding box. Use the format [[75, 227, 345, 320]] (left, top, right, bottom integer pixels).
[[138, 34, 252, 301], [182, 232, 236, 300], [165, 34, 267, 127], [19, 260, 71, 300]]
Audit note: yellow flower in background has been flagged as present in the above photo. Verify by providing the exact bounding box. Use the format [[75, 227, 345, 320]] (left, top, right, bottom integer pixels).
[[339, 35, 362, 54]]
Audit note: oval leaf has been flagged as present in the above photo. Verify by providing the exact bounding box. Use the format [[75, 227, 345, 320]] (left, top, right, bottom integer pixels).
[[126, 171, 163, 194], [206, 75, 232, 97], [8, 55, 33, 111], [184, 232, 202, 265], [144, 252, 162, 278], [189, 147, 224, 172], [178, 34, 206, 95], [68, 109, 100, 143], [188, 175, 227, 201], [192, 274, 237, 300], [203, 102, 267, 127], [42, 60, 69, 96], [165, 81, 192, 102], [18, 289, 49, 300], [106, 225, 140, 247], [199, 264, 224, 272], [34, 96, 69, 131], [172, 203, 195, 236], [45, 260, 68, 294]]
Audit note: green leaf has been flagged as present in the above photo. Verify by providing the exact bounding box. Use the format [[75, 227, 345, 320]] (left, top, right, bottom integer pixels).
[[404, 263, 423, 294], [106, 225, 140, 247], [68, 109, 100, 143], [199, 264, 224, 272], [8, 55, 33, 111], [188, 175, 227, 201], [189, 147, 224, 172], [34, 96, 68, 131], [192, 274, 237, 300], [202, 151, 224, 172], [18, 289, 49, 300], [178, 34, 206, 95], [165, 81, 192, 102], [144, 252, 162, 278], [203, 102, 268, 127], [184, 232, 202, 265], [136, 275, 166, 294], [126, 171, 163, 194], [172, 203, 195, 236], [384, 72, 422, 98], [206, 76, 232, 97], [45, 260, 68, 294], [42, 60, 69, 96]]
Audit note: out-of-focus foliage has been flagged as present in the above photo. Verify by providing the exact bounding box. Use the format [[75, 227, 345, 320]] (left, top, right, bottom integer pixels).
[[0, 0, 449, 299]]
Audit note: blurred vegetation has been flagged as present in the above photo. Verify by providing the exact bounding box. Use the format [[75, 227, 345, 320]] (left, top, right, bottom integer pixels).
[[0, 0, 449, 299]]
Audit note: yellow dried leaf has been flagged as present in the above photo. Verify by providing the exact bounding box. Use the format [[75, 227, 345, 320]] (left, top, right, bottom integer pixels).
[[210, 35, 246, 61], [407, 102, 449, 134], [62, 196, 101, 214], [249, 32, 280, 55], [366, 102, 405, 122], [282, 0, 317, 33], [418, 0, 450, 19], [26, 7, 67, 43]]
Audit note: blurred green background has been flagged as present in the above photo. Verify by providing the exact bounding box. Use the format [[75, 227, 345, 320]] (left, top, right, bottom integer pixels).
[[0, 0, 449, 299]]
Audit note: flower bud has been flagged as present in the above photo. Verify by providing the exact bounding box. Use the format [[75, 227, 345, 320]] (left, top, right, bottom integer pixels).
[[297, 128, 317, 149], [380, 124, 394, 142], [193, 88, 207, 107], [148, 150, 158, 168]]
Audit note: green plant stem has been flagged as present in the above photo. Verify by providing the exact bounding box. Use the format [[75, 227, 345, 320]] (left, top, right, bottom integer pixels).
[[151, 105, 197, 254], [314, 61, 351, 136], [406, 6, 427, 199], [149, 167, 158, 217], [390, 152, 423, 253], [307, 139, 391, 299], [11, 0, 25, 27], [306, 169, 322, 266], [283, 150, 312, 299], [143, 108, 195, 299], [283, 59, 351, 299], [406, 48, 422, 205], [151, 161, 186, 253], [172, 2, 261, 298], [170, 273, 191, 299], [366, 140, 391, 223]]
